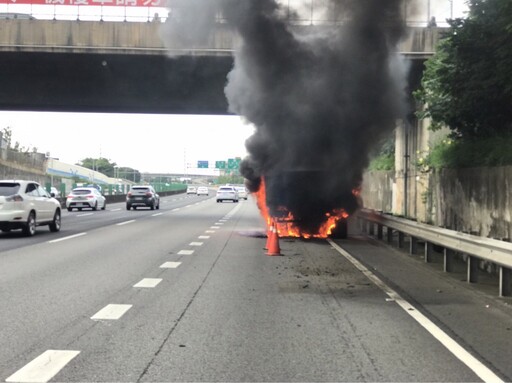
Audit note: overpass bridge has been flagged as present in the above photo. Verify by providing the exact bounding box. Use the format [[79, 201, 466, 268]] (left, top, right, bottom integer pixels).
[[0, 19, 445, 114]]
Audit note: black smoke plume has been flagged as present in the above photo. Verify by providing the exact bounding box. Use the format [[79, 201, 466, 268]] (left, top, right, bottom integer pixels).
[[162, 0, 409, 235], [222, 0, 408, 234]]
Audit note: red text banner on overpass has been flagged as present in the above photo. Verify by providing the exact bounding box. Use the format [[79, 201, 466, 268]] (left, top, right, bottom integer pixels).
[[0, 0, 164, 5]]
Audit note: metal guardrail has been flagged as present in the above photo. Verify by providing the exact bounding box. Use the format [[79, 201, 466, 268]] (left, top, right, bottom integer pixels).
[[357, 209, 512, 297]]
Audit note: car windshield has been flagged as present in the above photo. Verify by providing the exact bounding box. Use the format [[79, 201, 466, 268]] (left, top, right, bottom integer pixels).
[[0, 183, 21, 196], [72, 189, 93, 195]]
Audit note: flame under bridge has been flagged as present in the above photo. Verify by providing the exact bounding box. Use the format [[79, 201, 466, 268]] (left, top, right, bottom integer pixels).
[[0, 19, 444, 114]]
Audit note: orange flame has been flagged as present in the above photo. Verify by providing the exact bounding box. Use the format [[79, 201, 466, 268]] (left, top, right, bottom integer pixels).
[[255, 176, 350, 239]]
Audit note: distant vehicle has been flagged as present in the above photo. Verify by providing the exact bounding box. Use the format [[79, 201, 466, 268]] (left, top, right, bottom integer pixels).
[[235, 186, 248, 200], [0, 180, 61, 236], [66, 187, 106, 211], [196, 186, 209, 196], [186, 186, 197, 195], [126, 185, 160, 210], [216, 186, 239, 203]]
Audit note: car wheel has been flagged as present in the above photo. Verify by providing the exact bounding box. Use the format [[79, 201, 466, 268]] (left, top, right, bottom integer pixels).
[[157, 202, 160, 210], [101, 201, 106, 210], [22, 212, 36, 237], [67, 207, 72, 212], [92, 201, 98, 211], [49, 210, 61, 232], [126, 204, 131, 210], [151, 201, 155, 210]]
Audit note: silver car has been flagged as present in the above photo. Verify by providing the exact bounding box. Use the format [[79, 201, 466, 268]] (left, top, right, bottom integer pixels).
[[0, 180, 62, 236], [216, 186, 239, 203], [66, 187, 106, 211]]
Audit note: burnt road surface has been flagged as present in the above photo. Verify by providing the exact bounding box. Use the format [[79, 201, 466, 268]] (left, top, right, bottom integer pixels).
[[1, 194, 511, 382]]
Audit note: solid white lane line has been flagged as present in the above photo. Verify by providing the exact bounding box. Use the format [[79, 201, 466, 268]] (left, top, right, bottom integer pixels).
[[91, 304, 132, 320], [48, 233, 87, 244], [178, 250, 194, 255], [133, 278, 162, 288], [76, 213, 93, 217], [189, 242, 203, 246], [327, 239, 504, 383], [152, 213, 163, 217], [116, 220, 135, 226], [198, 236, 210, 239], [6, 350, 80, 383], [160, 261, 182, 268]]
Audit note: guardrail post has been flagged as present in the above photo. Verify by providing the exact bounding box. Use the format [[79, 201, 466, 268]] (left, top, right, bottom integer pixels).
[[409, 237, 418, 255], [444, 248, 454, 272], [398, 232, 404, 248], [387, 228, 393, 243], [377, 224, 383, 240], [424, 242, 433, 263], [369, 222, 375, 236], [499, 267, 511, 297], [467, 255, 479, 283]]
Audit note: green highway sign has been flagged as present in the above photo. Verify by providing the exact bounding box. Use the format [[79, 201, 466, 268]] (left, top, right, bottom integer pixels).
[[198, 160, 208, 168], [227, 157, 241, 170], [215, 161, 227, 169]]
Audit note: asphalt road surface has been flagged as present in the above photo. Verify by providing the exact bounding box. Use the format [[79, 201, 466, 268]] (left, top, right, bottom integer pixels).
[[1, 193, 511, 382]]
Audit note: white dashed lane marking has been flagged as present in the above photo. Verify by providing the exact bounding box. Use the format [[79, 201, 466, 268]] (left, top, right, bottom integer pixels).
[[198, 236, 210, 239], [91, 304, 132, 320], [48, 233, 87, 243], [172, 208, 180, 212], [189, 242, 203, 246], [160, 262, 182, 268], [178, 250, 194, 255], [116, 220, 135, 226], [133, 278, 162, 288], [210, 226, 220, 229], [76, 213, 93, 217], [152, 213, 163, 217], [6, 350, 80, 383]]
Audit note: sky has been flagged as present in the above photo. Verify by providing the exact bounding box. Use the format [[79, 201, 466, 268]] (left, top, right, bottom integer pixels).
[[1, 111, 255, 175]]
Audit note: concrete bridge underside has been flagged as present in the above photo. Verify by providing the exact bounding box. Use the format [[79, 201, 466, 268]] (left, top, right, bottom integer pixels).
[[0, 20, 438, 114]]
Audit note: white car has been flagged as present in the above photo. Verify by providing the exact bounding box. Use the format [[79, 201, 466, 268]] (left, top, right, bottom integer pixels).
[[235, 186, 248, 200], [66, 187, 106, 211], [0, 180, 62, 236], [186, 186, 197, 195], [196, 186, 209, 196], [216, 186, 239, 203]]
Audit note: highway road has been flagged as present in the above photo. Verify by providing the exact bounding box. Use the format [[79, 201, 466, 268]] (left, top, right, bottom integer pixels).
[[1, 192, 511, 382]]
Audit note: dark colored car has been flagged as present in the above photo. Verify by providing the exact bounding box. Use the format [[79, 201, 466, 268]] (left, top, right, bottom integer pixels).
[[126, 185, 160, 210]]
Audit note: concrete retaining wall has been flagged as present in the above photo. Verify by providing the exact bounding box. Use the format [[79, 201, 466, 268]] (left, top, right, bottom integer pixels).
[[362, 166, 512, 240]]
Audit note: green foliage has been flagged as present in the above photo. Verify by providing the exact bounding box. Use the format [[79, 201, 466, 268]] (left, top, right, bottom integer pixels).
[[78, 157, 117, 177], [415, 0, 512, 138], [368, 153, 394, 171], [368, 135, 395, 171], [418, 135, 512, 170]]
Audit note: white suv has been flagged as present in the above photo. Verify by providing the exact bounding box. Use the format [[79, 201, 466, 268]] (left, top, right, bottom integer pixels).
[[216, 186, 239, 203], [0, 180, 62, 236]]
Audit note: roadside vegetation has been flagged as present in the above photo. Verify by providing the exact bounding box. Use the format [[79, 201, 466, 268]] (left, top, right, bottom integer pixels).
[[414, 0, 512, 170]]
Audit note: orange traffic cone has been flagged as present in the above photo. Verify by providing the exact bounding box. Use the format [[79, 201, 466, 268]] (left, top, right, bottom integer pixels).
[[266, 223, 281, 256], [264, 222, 273, 250]]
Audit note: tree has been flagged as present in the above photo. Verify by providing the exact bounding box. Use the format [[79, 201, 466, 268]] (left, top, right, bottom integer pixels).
[[117, 167, 142, 183], [77, 157, 117, 177], [415, 0, 512, 139]]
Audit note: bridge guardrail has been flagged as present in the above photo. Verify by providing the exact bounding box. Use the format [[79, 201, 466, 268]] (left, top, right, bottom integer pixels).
[[357, 208, 512, 297]]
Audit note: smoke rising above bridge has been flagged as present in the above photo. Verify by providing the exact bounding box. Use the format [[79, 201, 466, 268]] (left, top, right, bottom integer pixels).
[[163, 0, 409, 236]]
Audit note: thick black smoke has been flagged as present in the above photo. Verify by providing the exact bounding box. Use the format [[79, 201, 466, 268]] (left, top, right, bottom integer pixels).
[[222, 0, 408, 234], [162, 0, 409, 235]]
